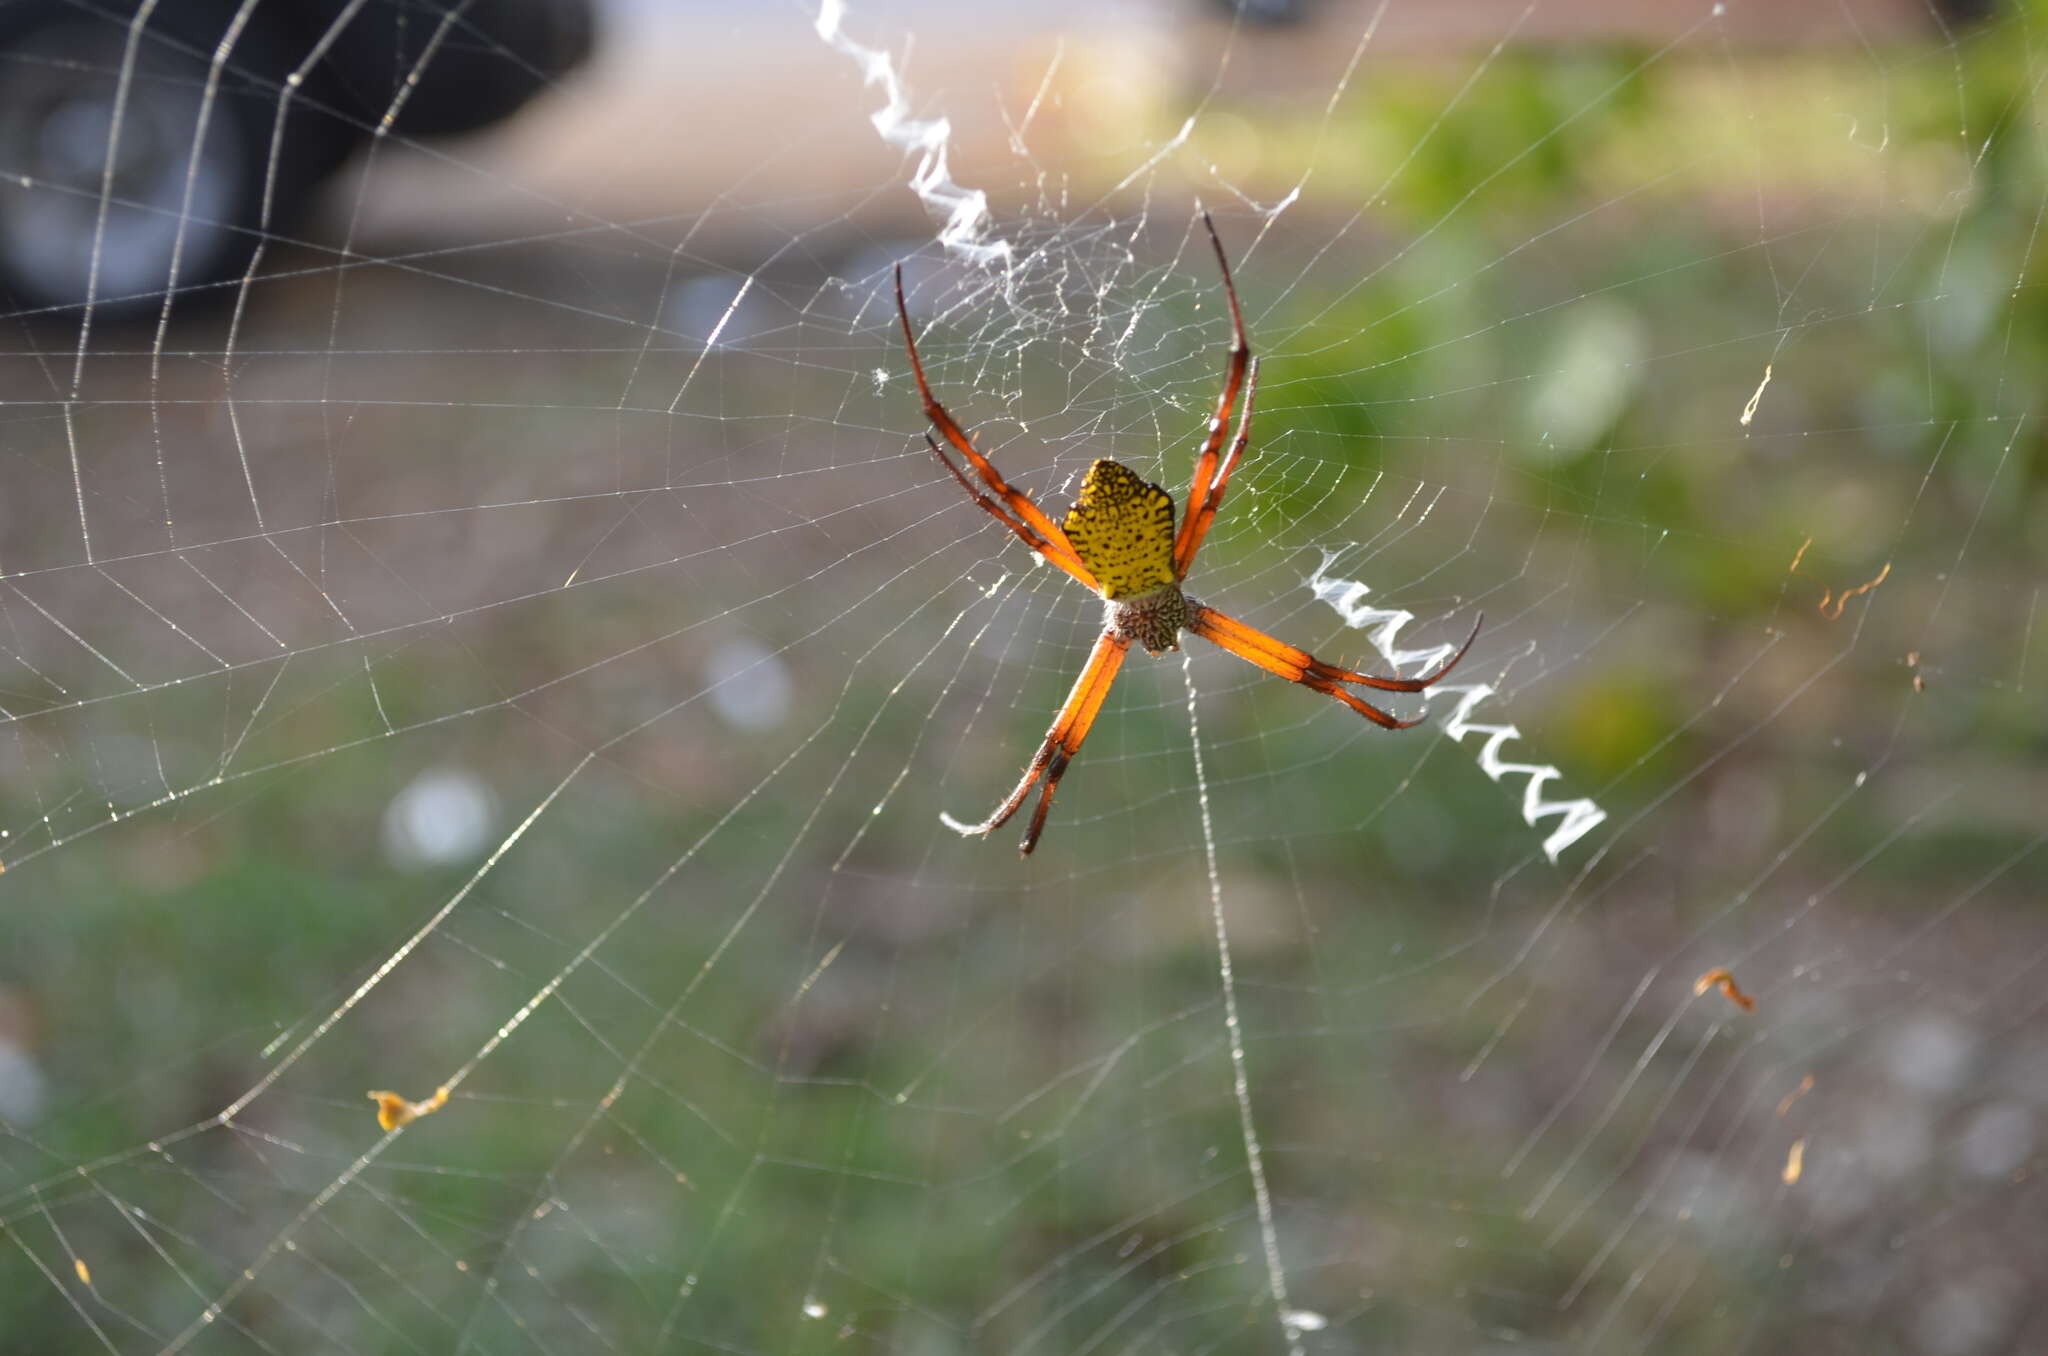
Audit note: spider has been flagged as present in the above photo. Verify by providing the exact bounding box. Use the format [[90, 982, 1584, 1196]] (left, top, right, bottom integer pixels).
[[896, 213, 1479, 854]]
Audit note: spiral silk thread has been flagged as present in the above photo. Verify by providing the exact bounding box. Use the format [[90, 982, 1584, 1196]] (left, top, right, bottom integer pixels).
[[1307, 554, 1607, 863]]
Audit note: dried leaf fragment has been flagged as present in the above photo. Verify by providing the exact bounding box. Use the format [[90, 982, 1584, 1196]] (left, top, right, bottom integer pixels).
[[1818, 561, 1891, 619], [369, 1085, 450, 1132], [1695, 967, 1755, 1011]]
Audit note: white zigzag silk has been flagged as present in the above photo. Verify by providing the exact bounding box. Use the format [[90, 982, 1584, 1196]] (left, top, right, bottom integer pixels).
[[1307, 553, 1607, 864], [815, 0, 1013, 268]]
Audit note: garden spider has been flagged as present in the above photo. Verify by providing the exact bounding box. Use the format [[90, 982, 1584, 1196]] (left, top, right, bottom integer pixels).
[[898, 213, 1479, 854]]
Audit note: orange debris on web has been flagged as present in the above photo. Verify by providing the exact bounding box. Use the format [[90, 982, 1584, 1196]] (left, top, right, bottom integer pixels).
[[1818, 561, 1890, 619], [1694, 967, 1755, 1011], [368, 1085, 450, 1132]]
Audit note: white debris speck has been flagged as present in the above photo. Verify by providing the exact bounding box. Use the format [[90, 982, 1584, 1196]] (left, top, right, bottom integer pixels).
[[1282, 1309, 1328, 1332], [704, 637, 794, 732], [1521, 299, 1646, 463], [1740, 363, 1773, 427], [1956, 1103, 2033, 1179], [1857, 1101, 1933, 1180], [1914, 1274, 2016, 1355], [0, 1036, 48, 1125], [382, 769, 497, 869], [1885, 1013, 1977, 1096]]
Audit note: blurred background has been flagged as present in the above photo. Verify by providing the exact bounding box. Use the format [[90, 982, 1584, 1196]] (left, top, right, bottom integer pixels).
[[3, 1, 2045, 1353]]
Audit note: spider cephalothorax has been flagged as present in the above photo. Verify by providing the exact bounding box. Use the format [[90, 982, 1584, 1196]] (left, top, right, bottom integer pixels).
[[897, 212, 1479, 854]]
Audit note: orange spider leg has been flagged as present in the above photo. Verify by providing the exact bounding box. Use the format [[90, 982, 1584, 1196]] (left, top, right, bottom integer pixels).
[[895, 265, 1097, 587], [1187, 605, 1480, 729], [1174, 358, 1259, 578], [942, 630, 1131, 855], [1173, 211, 1253, 579], [923, 436, 1101, 591], [1194, 605, 1480, 691]]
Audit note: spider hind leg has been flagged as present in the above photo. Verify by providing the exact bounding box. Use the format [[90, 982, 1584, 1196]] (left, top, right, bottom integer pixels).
[[942, 629, 1132, 854]]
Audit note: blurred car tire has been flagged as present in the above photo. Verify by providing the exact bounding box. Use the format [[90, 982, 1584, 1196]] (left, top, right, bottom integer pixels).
[[0, 0, 591, 318]]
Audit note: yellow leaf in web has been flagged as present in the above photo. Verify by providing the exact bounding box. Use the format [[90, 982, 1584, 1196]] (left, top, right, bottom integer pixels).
[[1062, 459, 1177, 600], [369, 1085, 450, 1132]]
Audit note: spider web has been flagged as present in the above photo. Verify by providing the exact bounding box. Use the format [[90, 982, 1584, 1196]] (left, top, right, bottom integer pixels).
[[4, 0, 2046, 1352]]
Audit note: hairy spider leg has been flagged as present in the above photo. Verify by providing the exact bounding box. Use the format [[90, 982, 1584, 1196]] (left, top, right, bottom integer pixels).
[[895, 265, 1098, 589], [1174, 358, 1258, 579], [923, 435, 1100, 592], [941, 629, 1132, 854], [1187, 606, 1483, 729], [1172, 211, 1253, 579]]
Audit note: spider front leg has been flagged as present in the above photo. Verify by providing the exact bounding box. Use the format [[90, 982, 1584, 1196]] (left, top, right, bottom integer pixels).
[[1173, 212, 1255, 579], [942, 629, 1131, 854], [1176, 357, 1258, 579], [895, 265, 1099, 590]]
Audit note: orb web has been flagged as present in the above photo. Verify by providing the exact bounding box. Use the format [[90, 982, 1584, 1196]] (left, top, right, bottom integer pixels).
[[2, 2, 2044, 1353]]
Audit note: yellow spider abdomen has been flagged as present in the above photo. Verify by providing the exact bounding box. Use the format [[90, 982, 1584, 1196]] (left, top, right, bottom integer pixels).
[[1062, 458, 1178, 601]]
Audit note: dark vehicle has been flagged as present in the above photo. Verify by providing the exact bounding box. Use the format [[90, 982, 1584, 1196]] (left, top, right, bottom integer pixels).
[[0, 0, 594, 315]]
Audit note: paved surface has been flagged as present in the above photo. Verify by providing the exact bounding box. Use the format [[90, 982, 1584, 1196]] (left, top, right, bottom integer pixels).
[[334, 0, 1956, 254]]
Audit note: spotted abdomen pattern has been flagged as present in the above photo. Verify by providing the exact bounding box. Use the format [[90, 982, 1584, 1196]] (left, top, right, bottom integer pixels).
[[1062, 458, 1178, 600]]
